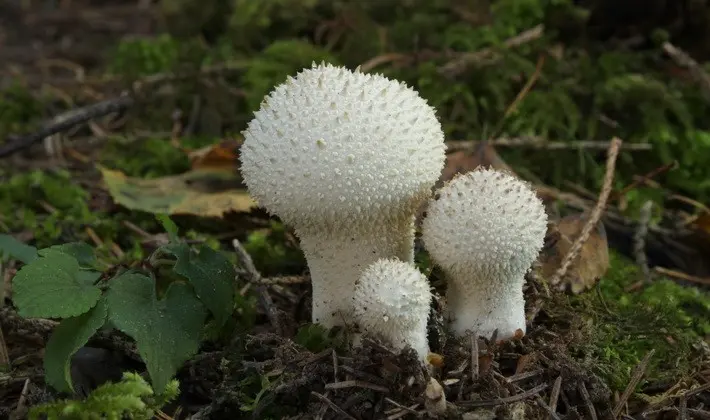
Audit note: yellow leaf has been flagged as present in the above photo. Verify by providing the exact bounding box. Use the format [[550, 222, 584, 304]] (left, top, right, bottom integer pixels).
[[98, 166, 256, 218]]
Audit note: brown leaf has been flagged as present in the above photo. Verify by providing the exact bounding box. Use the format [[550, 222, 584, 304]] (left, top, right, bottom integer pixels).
[[186, 139, 241, 173], [99, 165, 255, 218], [438, 142, 512, 186], [537, 213, 610, 293]]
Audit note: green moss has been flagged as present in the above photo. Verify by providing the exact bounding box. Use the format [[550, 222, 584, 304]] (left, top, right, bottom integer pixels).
[[0, 170, 164, 262], [243, 39, 338, 111], [564, 251, 709, 391], [0, 82, 45, 139], [107, 34, 181, 78], [100, 136, 190, 178], [243, 222, 306, 276]]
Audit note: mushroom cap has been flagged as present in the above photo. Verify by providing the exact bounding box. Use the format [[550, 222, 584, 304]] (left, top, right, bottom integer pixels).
[[353, 258, 431, 332], [421, 168, 548, 279], [239, 63, 446, 230]]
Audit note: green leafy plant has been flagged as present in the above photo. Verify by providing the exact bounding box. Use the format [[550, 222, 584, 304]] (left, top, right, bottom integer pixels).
[[28, 372, 179, 420], [0, 215, 236, 394]]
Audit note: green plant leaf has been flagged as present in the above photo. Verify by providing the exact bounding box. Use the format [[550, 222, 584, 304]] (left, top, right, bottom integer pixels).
[[46, 242, 98, 269], [0, 234, 38, 264], [106, 271, 207, 393], [162, 243, 235, 328], [12, 249, 102, 318], [156, 214, 179, 243], [44, 298, 108, 393]]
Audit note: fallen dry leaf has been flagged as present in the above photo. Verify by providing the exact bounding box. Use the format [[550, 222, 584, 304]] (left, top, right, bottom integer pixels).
[[417, 142, 513, 223], [538, 213, 610, 293], [439, 142, 513, 186], [99, 165, 255, 218], [186, 139, 241, 172]]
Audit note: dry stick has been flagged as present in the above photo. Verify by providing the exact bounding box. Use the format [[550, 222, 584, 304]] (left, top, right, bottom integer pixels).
[[535, 396, 562, 420], [549, 137, 622, 286], [653, 266, 710, 286], [459, 383, 549, 408], [484, 55, 546, 142], [470, 333, 479, 382], [633, 201, 653, 281], [679, 396, 688, 420], [0, 310, 9, 368], [662, 42, 710, 98], [444, 137, 651, 152], [610, 161, 677, 202], [0, 95, 134, 158], [232, 239, 282, 335], [548, 376, 563, 419], [612, 349, 655, 419], [578, 382, 597, 420], [501, 55, 546, 121], [324, 380, 390, 393], [438, 24, 545, 77], [311, 391, 357, 420]]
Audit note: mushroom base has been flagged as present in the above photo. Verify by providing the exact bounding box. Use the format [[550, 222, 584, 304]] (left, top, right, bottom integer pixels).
[[445, 276, 526, 341], [297, 218, 416, 329]]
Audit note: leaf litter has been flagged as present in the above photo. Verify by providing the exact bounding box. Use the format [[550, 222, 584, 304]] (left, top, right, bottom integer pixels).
[[2, 1, 710, 419]]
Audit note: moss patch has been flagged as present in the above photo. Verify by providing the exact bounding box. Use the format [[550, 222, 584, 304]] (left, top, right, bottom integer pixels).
[[549, 251, 710, 391]]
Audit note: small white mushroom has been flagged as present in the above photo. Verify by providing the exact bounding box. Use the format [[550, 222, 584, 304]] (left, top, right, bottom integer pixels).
[[352, 258, 432, 360], [421, 168, 548, 340], [239, 63, 446, 328]]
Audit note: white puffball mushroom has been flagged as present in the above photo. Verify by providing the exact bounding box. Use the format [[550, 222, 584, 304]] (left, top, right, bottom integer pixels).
[[239, 63, 446, 328], [421, 168, 548, 340], [353, 258, 432, 361]]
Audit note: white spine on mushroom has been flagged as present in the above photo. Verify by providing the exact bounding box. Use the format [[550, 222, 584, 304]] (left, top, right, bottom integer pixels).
[[239, 63, 446, 328], [353, 258, 432, 360], [421, 168, 548, 340]]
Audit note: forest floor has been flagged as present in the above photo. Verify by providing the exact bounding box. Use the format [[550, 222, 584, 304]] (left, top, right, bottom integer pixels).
[[2, 1, 710, 419]]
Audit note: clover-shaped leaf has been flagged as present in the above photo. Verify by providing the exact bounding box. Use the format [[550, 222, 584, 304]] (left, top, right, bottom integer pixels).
[[106, 272, 206, 393]]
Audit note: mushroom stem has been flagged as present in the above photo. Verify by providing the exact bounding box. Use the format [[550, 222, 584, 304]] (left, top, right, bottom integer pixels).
[[446, 271, 526, 339], [299, 217, 415, 328]]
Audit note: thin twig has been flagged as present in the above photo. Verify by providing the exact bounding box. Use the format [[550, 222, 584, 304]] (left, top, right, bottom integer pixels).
[[550, 137, 622, 285], [548, 376, 562, 417], [578, 382, 598, 420], [633, 201, 653, 281], [470, 333, 479, 382], [662, 42, 710, 98], [610, 161, 677, 202], [535, 396, 562, 420], [612, 349, 655, 419], [0, 95, 134, 158], [324, 380, 390, 393], [232, 239, 282, 335], [458, 383, 548, 408], [654, 266, 710, 286], [0, 324, 10, 369], [445, 137, 650, 152], [679, 396, 688, 420], [439, 24, 545, 77], [311, 391, 357, 420], [384, 398, 420, 415], [498, 54, 545, 124]]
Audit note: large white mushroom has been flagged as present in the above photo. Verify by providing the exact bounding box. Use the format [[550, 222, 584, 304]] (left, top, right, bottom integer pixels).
[[239, 63, 446, 328], [352, 258, 432, 361], [421, 168, 548, 340]]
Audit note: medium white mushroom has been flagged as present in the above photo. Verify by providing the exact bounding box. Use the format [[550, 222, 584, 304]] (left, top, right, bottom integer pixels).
[[239, 63, 446, 328], [352, 258, 432, 360], [421, 168, 548, 340]]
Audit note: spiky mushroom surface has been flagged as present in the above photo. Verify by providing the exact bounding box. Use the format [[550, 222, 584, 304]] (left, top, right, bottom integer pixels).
[[421, 168, 548, 340], [353, 258, 432, 361], [239, 62, 446, 328]]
